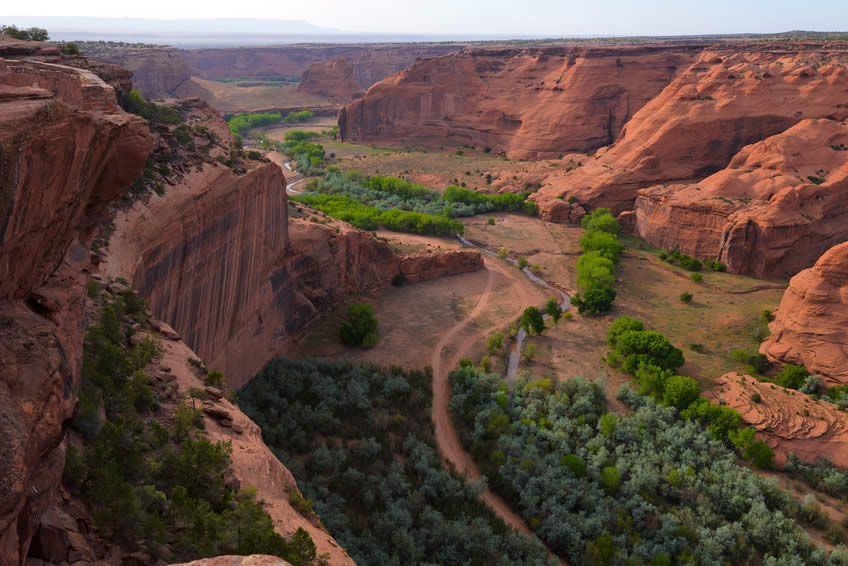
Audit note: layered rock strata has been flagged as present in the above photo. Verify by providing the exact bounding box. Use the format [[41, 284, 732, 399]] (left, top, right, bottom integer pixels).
[[631, 119, 848, 278], [708, 372, 848, 467], [0, 50, 152, 564], [339, 45, 701, 159], [531, 45, 848, 220]]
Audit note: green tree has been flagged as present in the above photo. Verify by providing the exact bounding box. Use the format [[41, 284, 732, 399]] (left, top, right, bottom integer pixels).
[[774, 364, 809, 389], [487, 332, 504, 353], [571, 286, 616, 315], [340, 302, 378, 347], [662, 374, 701, 410], [519, 306, 545, 334], [600, 466, 621, 494], [579, 230, 624, 263], [544, 297, 563, 324], [576, 251, 616, 290]]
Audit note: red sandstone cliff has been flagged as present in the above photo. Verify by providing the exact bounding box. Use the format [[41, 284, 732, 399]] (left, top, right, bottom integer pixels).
[[531, 45, 848, 219], [630, 119, 848, 278], [84, 44, 192, 98], [0, 46, 152, 563], [761, 242, 848, 383], [297, 57, 364, 101], [339, 45, 700, 159], [105, 159, 482, 388], [182, 43, 463, 89]]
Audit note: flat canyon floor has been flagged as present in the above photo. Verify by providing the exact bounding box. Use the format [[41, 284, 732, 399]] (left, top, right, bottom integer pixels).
[[291, 209, 786, 399]]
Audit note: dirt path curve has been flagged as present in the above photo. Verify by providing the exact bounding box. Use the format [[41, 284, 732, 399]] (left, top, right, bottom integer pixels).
[[431, 257, 569, 565]]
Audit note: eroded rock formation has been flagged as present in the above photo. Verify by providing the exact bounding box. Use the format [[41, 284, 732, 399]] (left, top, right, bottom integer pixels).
[[761, 242, 848, 382], [0, 48, 152, 563], [339, 45, 700, 159], [707, 372, 848, 467], [173, 556, 291, 566], [531, 45, 848, 220], [296, 57, 364, 100], [631, 119, 848, 278]]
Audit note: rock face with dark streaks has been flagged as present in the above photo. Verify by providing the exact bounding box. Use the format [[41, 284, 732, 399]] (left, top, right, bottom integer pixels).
[[339, 45, 700, 159], [83, 44, 192, 98], [0, 45, 152, 564]]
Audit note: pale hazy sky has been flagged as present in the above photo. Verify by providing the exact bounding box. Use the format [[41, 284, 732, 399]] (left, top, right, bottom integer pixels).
[[3, 0, 847, 36]]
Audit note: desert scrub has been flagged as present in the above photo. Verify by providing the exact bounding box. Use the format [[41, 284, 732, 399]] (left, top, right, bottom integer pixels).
[[68, 290, 318, 564], [238, 358, 552, 566]]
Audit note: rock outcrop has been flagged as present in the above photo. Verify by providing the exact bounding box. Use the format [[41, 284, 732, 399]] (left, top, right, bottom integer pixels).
[[631, 119, 848, 278], [173, 557, 291, 566], [182, 43, 464, 89], [339, 45, 700, 159], [0, 35, 134, 100], [83, 45, 192, 98], [531, 45, 848, 219], [707, 372, 848, 467], [0, 47, 152, 564], [296, 57, 364, 100], [761, 242, 848, 382]]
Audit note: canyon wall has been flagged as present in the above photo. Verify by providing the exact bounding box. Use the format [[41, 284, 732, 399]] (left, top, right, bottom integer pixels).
[[338, 45, 701, 159], [0, 47, 152, 563], [182, 43, 464, 89], [630, 119, 848, 278], [531, 45, 848, 218], [297, 57, 364, 100], [761, 242, 848, 383], [83, 45, 192, 98], [105, 154, 482, 389]]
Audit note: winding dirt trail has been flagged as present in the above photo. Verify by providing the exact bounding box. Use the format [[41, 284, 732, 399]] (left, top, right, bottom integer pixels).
[[431, 256, 569, 565]]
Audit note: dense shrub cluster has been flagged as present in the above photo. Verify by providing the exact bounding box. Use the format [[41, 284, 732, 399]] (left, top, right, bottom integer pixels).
[[606, 316, 774, 467], [659, 248, 726, 272], [571, 209, 622, 314], [1, 24, 48, 41], [227, 111, 314, 142], [449, 364, 846, 564], [292, 193, 464, 236], [442, 185, 539, 215], [284, 131, 326, 175], [237, 358, 552, 566], [119, 90, 182, 125], [67, 290, 318, 564], [339, 302, 378, 348], [300, 170, 537, 220]]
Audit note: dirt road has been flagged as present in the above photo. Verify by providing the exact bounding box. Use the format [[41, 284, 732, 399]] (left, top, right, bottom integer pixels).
[[430, 256, 568, 565]]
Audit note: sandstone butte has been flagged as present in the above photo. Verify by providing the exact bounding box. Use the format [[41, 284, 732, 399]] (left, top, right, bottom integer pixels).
[[296, 57, 365, 101], [707, 373, 848, 468], [761, 241, 848, 384], [0, 38, 152, 563], [339, 45, 704, 159]]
